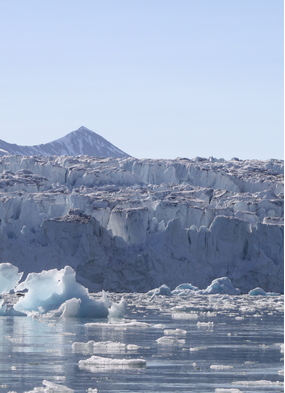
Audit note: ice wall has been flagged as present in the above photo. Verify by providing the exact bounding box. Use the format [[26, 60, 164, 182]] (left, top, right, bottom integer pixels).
[[0, 155, 283, 293]]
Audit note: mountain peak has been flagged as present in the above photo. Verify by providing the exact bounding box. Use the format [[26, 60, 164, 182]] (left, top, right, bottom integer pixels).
[[0, 127, 130, 158]]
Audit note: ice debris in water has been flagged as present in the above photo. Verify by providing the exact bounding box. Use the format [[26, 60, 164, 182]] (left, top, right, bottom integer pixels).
[[248, 287, 280, 296], [24, 380, 74, 393], [146, 284, 172, 297], [78, 355, 146, 370], [10, 265, 125, 318], [199, 277, 240, 295], [156, 336, 185, 346], [171, 282, 199, 295], [0, 262, 23, 294], [150, 277, 241, 296], [72, 340, 127, 354]]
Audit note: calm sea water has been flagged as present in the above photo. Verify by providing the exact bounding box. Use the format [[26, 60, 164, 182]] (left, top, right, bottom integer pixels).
[[0, 292, 283, 393]]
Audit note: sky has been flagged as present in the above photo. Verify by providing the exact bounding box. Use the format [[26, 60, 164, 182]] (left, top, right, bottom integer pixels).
[[0, 0, 283, 160]]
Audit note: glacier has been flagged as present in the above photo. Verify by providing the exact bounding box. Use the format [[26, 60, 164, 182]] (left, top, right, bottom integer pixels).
[[0, 154, 283, 293]]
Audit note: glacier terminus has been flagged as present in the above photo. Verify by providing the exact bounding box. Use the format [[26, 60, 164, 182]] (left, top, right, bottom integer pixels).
[[0, 152, 283, 294]]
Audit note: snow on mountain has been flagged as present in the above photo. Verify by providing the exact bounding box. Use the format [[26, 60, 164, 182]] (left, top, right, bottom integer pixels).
[[0, 155, 283, 293], [0, 126, 130, 158]]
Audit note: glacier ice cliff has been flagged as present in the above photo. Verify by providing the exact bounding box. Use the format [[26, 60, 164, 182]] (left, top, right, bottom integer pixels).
[[0, 155, 283, 293]]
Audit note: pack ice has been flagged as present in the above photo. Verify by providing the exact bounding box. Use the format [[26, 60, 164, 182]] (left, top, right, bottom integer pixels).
[[0, 155, 283, 293]]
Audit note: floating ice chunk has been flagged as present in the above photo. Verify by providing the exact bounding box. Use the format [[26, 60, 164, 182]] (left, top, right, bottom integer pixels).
[[156, 336, 185, 346], [87, 389, 98, 393], [197, 321, 214, 329], [24, 380, 74, 393], [108, 297, 127, 318], [200, 277, 240, 295], [172, 312, 199, 320], [126, 344, 142, 351], [85, 321, 151, 329], [189, 346, 207, 352], [171, 283, 199, 295], [153, 323, 166, 329], [0, 263, 23, 294], [164, 328, 187, 336], [210, 364, 233, 370], [248, 287, 280, 296], [248, 287, 267, 296], [72, 340, 127, 354], [13, 266, 117, 318], [215, 389, 243, 393], [146, 284, 172, 297], [232, 380, 284, 386], [78, 355, 146, 371]]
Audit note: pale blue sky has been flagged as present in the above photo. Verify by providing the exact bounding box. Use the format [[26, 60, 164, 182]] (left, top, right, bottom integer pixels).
[[0, 1, 283, 160]]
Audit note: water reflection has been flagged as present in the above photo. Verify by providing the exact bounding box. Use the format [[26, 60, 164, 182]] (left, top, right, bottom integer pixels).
[[0, 294, 283, 393]]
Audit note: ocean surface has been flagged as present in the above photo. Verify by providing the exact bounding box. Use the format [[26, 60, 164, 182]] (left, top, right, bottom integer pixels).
[[0, 292, 283, 393]]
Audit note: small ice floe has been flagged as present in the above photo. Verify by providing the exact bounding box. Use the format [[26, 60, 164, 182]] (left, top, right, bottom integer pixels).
[[171, 312, 199, 320], [232, 380, 284, 387], [197, 321, 214, 329], [164, 328, 187, 336], [78, 355, 146, 371], [85, 321, 151, 329], [210, 364, 233, 370], [189, 346, 207, 352], [215, 389, 243, 393], [156, 336, 185, 346], [24, 380, 74, 393], [87, 389, 98, 393], [146, 284, 172, 297], [126, 344, 142, 351], [248, 287, 280, 296], [171, 283, 199, 295], [152, 323, 166, 329], [72, 340, 127, 354]]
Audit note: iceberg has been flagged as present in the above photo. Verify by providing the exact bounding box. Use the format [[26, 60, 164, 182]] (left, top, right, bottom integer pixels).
[[199, 277, 240, 295], [13, 265, 120, 318], [0, 262, 23, 294]]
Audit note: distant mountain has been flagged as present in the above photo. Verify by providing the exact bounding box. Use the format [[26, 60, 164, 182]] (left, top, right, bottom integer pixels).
[[0, 126, 130, 158]]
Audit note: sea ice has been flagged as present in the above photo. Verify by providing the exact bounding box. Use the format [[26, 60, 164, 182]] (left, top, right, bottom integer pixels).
[[72, 340, 127, 354], [164, 328, 187, 336], [24, 380, 74, 393], [156, 336, 185, 346], [210, 364, 234, 370], [78, 355, 146, 370]]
